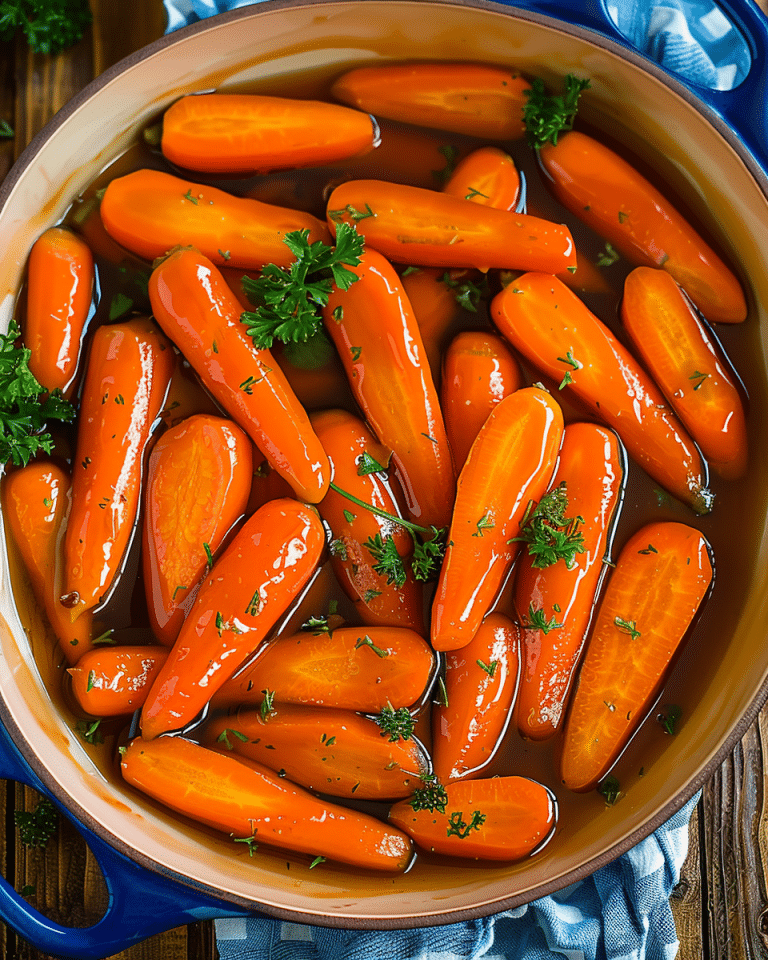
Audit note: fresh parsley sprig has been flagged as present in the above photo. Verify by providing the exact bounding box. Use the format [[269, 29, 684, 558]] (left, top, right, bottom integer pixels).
[[0, 321, 75, 466], [409, 774, 448, 814], [240, 223, 364, 350], [0, 0, 93, 56], [511, 481, 585, 569], [329, 480, 447, 583], [375, 702, 415, 742], [523, 74, 591, 150]]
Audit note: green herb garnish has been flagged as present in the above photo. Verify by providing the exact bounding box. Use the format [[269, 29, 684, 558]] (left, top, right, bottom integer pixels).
[[597, 774, 621, 805], [375, 702, 414, 742], [14, 797, 57, 848], [521, 603, 563, 635], [365, 533, 407, 588], [0, 0, 93, 55], [512, 482, 585, 569], [409, 774, 448, 814], [657, 704, 682, 735], [523, 74, 591, 150], [446, 809, 486, 839]]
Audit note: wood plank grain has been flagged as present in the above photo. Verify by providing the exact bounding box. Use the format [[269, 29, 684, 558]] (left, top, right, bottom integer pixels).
[[671, 800, 705, 960], [702, 712, 768, 959]]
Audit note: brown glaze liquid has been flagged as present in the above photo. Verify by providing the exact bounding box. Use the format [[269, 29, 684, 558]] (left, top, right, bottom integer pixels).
[[6, 61, 767, 882]]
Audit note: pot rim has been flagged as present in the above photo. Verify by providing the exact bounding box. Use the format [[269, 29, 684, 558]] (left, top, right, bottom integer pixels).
[[1, 0, 767, 927]]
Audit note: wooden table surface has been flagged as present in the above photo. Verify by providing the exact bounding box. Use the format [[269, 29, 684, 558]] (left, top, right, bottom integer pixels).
[[1, 2, 767, 958]]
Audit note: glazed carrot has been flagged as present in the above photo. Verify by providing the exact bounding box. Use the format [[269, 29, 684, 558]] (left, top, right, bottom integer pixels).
[[121, 736, 413, 872], [246, 457, 296, 514], [69, 645, 168, 716], [621, 266, 748, 480], [140, 498, 325, 740], [514, 423, 626, 742], [148, 247, 330, 503], [24, 227, 94, 399], [322, 248, 455, 529], [538, 131, 746, 323], [431, 386, 564, 652], [63, 318, 174, 618], [310, 409, 424, 630], [441, 331, 523, 470], [389, 775, 556, 861], [204, 705, 429, 800], [161, 93, 378, 174], [326, 180, 576, 273], [100, 168, 330, 269], [211, 625, 436, 713], [142, 414, 253, 646], [331, 63, 531, 140], [443, 146, 521, 211], [2, 462, 93, 663], [432, 613, 521, 782], [558, 249, 612, 296], [400, 267, 470, 384], [491, 273, 713, 514], [561, 521, 713, 792]]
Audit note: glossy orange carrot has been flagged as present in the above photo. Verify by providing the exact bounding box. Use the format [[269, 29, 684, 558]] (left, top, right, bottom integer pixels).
[[161, 93, 378, 174], [621, 266, 748, 480], [400, 267, 471, 384], [331, 63, 531, 139], [443, 146, 521, 211], [246, 456, 296, 514], [432, 613, 521, 782], [310, 409, 424, 630], [24, 227, 94, 399], [204, 705, 429, 800], [69, 645, 169, 716], [63, 318, 174, 618], [441, 331, 523, 470], [492, 273, 713, 514], [326, 180, 576, 273], [322, 248, 455, 529], [2, 462, 94, 663], [121, 736, 413, 872], [514, 423, 626, 742], [142, 414, 253, 646], [431, 386, 564, 652], [389, 775, 556, 861], [100, 168, 330, 269], [539, 131, 746, 323], [148, 247, 330, 503], [140, 498, 325, 739], [211, 625, 436, 713], [559, 249, 612, 296], [561, 521, 713, 792]]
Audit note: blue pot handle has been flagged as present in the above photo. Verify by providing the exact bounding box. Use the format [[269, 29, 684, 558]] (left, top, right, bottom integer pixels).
[[495, 0, 768, 180], [0, 720, 251, 960]]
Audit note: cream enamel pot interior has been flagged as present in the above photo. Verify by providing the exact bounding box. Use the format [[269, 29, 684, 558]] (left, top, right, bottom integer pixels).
[[2, 1, 768, 956]]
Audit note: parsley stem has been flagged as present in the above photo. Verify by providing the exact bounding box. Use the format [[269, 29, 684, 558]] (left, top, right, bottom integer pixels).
[[328, 481, 432, 537]]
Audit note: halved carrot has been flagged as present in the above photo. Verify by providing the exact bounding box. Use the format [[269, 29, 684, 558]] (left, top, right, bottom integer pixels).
[[204, 705, 429, 800], [331, 63, 531, 140], [142, 414, 253, 646], [432, 612, 521, 782], [443, 146, 520, 211], [148, 247, 330, 503], [161, 93, 378, 174], [560, 521, 713, 792], [310, 409, 424, 630], [100, 168, 330, 269], [2, 462, 94, 663], [514, 422, 626, 742], [140, 498, 325, 739], [491, 272, 713, 514], [69, 645, 168, 716], [326, 180, 576, 273], [211, 625, 436, 713], [621, 266, 748, 480], [400, 267, 470, 384], [538, 131, 747, 323], [389, 775, 556, 861], [431, 386, 564, 652], [322, 248, 455, 529], [63, 318, 174, 618], [441, 330, 523, 470], [121, 736, 413, 872], [24, 226, 94, 399]]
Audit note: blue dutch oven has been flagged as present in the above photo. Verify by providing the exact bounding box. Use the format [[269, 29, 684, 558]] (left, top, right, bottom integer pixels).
[[1, 1, 768, 956]]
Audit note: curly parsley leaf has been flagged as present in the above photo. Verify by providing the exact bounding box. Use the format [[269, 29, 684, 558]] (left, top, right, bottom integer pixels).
[[0, 321, 75, 466], [511, 481, 585, 569], [0, 0, 93, 55], [14, 797, 57, 848], [409, 774, 448, 814], [365, 533, 407, 588], [240, 223, 364, 349], [375, 702, 415, 742], [523, 74, 591, 150]]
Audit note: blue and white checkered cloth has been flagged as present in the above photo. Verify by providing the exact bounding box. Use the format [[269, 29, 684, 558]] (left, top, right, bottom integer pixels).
[[160, 0, 743, 954]]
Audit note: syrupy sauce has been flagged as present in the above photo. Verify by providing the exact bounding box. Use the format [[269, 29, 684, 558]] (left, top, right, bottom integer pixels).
[[5, 60, 768, 882]]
